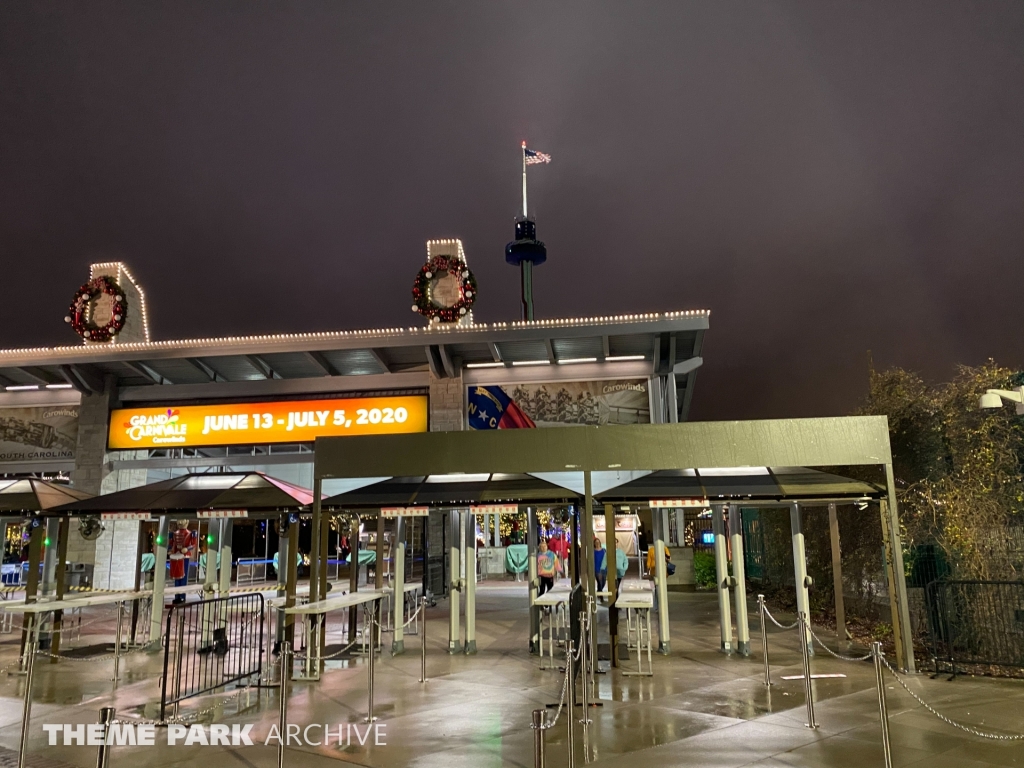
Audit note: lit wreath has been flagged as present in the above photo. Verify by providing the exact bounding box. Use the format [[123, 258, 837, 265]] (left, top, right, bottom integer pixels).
[[411, 255, 477, 323], [64, 276, 128, 342]]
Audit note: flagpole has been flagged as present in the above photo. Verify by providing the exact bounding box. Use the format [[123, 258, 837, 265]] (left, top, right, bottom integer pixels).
[[521, 141, 528, 218]]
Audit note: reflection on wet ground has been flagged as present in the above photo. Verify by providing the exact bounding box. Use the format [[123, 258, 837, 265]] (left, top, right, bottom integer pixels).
[[0, 586, 1022, 767]]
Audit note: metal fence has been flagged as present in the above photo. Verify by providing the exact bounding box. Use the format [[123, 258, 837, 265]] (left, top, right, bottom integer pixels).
[[160, 592, 265, 720], [926, 580, 1024, 675]]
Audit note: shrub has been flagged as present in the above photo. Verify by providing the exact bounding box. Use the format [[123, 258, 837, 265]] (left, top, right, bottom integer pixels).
[[693, 550, 717, 590]]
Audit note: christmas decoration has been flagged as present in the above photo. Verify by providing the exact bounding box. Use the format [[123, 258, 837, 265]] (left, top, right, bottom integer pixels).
[[64, 275, 128, 343], [411, 254, 477, 323]]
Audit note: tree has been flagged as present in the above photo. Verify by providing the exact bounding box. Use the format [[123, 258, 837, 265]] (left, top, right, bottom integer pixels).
[[862, 361, 1024, 580]]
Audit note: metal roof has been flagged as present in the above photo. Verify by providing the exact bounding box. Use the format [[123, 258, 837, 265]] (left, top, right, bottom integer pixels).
[[0, 311, 708, 415], [315, 466, 882, 509], [595, 467, 883, 503], [0, 478, 92, 513], [48, 471, 314, 517]]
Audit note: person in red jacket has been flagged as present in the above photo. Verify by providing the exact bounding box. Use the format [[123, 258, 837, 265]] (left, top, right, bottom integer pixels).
[[168, 520, 195, 604]]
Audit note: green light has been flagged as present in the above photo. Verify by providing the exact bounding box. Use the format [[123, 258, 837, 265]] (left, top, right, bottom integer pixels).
[[43, 537, 51, 547], [156, 535, 165, 546], [206, 534, 214, 544]]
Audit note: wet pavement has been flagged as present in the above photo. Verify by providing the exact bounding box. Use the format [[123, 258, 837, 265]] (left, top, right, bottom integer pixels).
[[0, 585, 1022, 767]]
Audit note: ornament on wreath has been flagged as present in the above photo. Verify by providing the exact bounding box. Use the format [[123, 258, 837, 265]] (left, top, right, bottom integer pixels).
[[411, 255, 477, 323], [64, 275, 128, 343]]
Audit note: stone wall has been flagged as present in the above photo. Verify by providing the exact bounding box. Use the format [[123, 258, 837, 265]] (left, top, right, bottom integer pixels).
[[429, 371, 464, 432]]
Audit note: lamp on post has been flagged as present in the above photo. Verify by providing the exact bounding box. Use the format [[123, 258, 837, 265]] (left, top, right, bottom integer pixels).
[[978, 386, 1024, 414]]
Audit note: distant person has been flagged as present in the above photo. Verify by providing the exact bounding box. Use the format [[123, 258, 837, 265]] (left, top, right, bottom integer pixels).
[[594, 538, 608, 596], [616, 545, 629, 592], [536, 539, 559, 596], [169, 520, 195, 604], [647, 544, 675, 577]]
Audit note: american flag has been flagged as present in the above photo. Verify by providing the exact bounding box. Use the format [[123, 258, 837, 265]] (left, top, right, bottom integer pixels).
[[524, 146, 551, 165]]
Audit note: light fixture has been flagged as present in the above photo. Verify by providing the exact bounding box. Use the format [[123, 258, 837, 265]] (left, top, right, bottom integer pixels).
[[978, 387, 1024, 414], [557, 358, 597, 365], [5, 385, 39, 391], [606, 355, 645, 362], [466, 362, 503, 369], [45, 383, 74, 389], [511, 360, 549, 366]]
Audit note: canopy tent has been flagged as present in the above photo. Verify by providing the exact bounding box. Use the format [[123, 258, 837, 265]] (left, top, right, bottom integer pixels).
[[596, 467, 884, 504], [321, 473, 577, 509], [48, 471, 315, 517], [0, 478, 92, 513]]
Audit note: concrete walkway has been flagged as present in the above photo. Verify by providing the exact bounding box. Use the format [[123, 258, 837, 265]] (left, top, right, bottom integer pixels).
[[0, 585, 1022, 767]]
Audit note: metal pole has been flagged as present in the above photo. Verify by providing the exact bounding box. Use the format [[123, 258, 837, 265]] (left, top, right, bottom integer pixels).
[[532, 709, 546, 768], [579, 608, 590, 727], [758, 595, 771, 686], [873, 642, 893, 768], [365, 600, 376, 722], [798, 612, 817, 729], [278, 641, 290, 768], [17, 613, 38, 768], [420, 595, 428, 683], [112, 601, 124, 685], [566, 638, 576, 768], [171, 609, 186, 719], [95, 707, 115, 768]]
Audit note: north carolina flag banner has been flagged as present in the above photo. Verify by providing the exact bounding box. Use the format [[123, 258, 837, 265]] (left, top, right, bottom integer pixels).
[[467, 385, 536, 429]]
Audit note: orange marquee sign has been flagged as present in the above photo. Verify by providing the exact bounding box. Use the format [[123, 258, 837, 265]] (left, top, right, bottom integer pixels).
[[108, 395, 428, 449]]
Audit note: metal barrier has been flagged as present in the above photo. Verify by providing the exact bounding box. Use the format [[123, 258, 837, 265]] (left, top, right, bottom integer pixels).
[[160, 592, 264, 721], [236, 558, 271, 584], [926, 579, 1024, 675]]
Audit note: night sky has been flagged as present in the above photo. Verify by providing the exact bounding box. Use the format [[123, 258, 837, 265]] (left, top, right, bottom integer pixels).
[[2, 3, 1022, 420]]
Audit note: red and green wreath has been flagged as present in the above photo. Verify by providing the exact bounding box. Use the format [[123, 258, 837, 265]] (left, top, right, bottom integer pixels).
[[411, 255, 477, 323], [64, 276, 128, 342]]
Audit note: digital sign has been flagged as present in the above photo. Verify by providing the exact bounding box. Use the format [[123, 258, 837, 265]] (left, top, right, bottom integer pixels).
[[108, 395, 428, 449]]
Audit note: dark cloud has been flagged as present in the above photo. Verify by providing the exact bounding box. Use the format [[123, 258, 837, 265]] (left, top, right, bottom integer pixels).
[[1, 1, 1022, 419]]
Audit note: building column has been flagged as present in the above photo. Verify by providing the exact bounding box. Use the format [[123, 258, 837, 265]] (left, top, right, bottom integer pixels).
[[464, 511, 477, 655], [218, 520, 233, 595], [604, 503, 620, 667], [448, 510, 462, 653], [200, 521, 220, 648], [392, 516, 407, 655], [789, 502, 813, 655], [828, 503, 847, 641], [728, 506, 750, 656], [712, 502, 733, 653], [149, 516, 170, 649], [276, 516, 290, 647], [653, 506, 671, 654], [882, 465, 915, 673], [527, 506, 539, 654]]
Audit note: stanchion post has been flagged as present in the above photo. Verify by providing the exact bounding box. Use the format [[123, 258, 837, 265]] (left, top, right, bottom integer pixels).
[[579, 609, 590, 726], [420, 596, 428, 683], [798, 612, 817, 729], [873, 642, 893, 768], [17, 613, 38, 768], [278, 641, 291, 768], [95, 707, 115, 768], [758, 595, 771, 687], [366, 600, 377, 722], [532, 709, 546, 768], [112, 601, 124, 685], [566, 639, 576, 768]]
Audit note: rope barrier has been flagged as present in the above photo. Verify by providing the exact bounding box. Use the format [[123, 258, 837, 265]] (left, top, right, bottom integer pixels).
[[879, 655, 1024, 741], [533, 656, 571, 731], [807, 626, 873, 662], [762, 604, 799, 631]]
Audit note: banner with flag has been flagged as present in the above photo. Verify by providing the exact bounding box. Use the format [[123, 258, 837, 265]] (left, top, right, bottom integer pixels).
[[467, 386, 537, 430], [524, 146, 551, 165]]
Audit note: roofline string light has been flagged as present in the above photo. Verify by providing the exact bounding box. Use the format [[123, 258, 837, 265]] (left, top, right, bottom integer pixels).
[[0, 310, 709, 360]]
